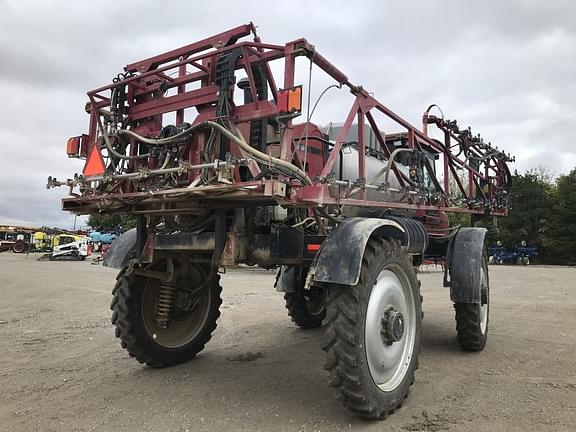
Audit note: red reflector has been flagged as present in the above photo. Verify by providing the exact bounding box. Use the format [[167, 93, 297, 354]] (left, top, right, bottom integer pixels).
[[66, 137, 80, 157], [307, 244, 321, 252], [277, 90, 289, 112], [67, 134, 89, 159], [82, 144, 106, 177]]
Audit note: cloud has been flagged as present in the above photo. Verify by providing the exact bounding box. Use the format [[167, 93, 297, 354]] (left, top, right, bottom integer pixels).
[[1, 0, 575, 227]]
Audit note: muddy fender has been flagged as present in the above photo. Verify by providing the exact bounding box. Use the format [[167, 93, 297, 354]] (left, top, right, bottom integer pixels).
[[313, 218, 405, 286], [103, 229, 137, 269], [447, 227, 487, 303], [275, 266, 299, 293]]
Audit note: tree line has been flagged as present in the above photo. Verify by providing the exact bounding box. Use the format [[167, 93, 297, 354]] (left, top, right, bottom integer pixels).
[[493, 168, 576, 265]]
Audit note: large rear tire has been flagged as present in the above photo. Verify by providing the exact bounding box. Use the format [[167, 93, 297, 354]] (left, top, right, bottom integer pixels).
[[322, 238, 422, 419], [454, 258, 489, 351], [111, 261, 222, 367]]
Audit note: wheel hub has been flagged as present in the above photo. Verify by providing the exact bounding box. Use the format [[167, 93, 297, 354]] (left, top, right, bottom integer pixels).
[[381, 306, 404, 344]]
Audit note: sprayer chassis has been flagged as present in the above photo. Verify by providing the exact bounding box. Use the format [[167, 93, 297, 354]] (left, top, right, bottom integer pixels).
[[52, 24, 511, 420]]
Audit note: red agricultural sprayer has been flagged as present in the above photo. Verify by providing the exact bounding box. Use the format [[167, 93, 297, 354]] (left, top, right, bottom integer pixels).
[[48, 23, 513, 419]]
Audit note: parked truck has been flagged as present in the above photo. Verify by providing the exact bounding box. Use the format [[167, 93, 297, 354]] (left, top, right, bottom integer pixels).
[[48, 24, 513, 420]]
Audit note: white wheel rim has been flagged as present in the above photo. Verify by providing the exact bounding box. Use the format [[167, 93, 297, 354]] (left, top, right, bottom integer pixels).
[[479, 265, 488, 334], [365, 267, 416, 392]]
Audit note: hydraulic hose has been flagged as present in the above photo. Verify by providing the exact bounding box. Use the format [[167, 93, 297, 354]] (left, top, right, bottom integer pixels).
[[381, 148, 414, 186], [222, 122, 312, 185], [118, 123, 204, 145], [103, 136, 150, 160], [117, 121, 312, 185]]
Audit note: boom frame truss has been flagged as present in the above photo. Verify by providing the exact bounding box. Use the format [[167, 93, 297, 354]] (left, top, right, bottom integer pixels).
[[55, 23, 513, 219]]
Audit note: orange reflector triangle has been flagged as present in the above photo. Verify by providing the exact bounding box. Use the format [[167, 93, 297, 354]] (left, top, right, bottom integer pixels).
[[82, 144, 106, 177]]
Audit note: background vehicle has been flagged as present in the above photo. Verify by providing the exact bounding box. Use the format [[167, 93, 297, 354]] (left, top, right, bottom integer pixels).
[[0, 239, 20, 252], [0, 228, 30, 253], [488, 243, 537, 265], [29, 232, 93, 261], [48, 234, 92, 261], [89, 231, 117, 245], [48, 24, 513, 420]]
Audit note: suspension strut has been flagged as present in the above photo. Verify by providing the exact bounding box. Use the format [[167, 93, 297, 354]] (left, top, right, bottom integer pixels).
[[155, 281, 177, 329], [154, 258, 177, 329]]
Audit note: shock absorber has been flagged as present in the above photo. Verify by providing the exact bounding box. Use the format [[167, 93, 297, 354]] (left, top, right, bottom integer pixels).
[[155, 281, 177, 329]]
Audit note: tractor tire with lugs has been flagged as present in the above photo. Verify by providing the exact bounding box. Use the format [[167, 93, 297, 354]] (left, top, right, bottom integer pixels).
[[111, 264, 222, 368], [322, 237, 422, 419], [454, 258, 489, 351], [284, 288, 326, 329]]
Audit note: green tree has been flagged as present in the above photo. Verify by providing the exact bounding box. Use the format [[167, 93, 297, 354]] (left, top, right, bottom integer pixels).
[[546, 169, 576, 265], [496, 169, 555, 260], [87, 214, 137, 233]]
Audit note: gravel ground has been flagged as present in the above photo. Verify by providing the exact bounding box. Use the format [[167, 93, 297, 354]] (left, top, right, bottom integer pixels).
[[0, 253, 575, 431]]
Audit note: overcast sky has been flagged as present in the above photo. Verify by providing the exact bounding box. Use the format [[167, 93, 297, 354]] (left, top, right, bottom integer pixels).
[[1, 0, 574, 229]]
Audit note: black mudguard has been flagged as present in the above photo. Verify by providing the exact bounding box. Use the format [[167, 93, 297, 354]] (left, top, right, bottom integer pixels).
[[447, 227, 487, 303], [313, 218, 405, 286], [275, 266, 306, 293], [276, 266, 297, 293], [103, 228, 137, 269]]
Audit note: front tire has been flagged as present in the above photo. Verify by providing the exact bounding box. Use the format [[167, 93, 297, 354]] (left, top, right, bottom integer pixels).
[[111, 262, 222, 367], [322, 238, 422, 419]]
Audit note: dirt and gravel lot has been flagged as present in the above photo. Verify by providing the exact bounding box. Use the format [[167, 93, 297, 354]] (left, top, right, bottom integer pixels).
[[0, 253, 575, 432]]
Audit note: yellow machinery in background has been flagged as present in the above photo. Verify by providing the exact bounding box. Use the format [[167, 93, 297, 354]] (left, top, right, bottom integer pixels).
[[32, 232, 51, 251]]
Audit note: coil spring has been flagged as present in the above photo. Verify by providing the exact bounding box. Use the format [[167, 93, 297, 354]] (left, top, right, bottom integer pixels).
[[155, 282, 177, 329]]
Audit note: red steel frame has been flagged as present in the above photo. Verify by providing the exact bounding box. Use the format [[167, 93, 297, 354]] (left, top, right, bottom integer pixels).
[[61, 23, 511, 219]]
